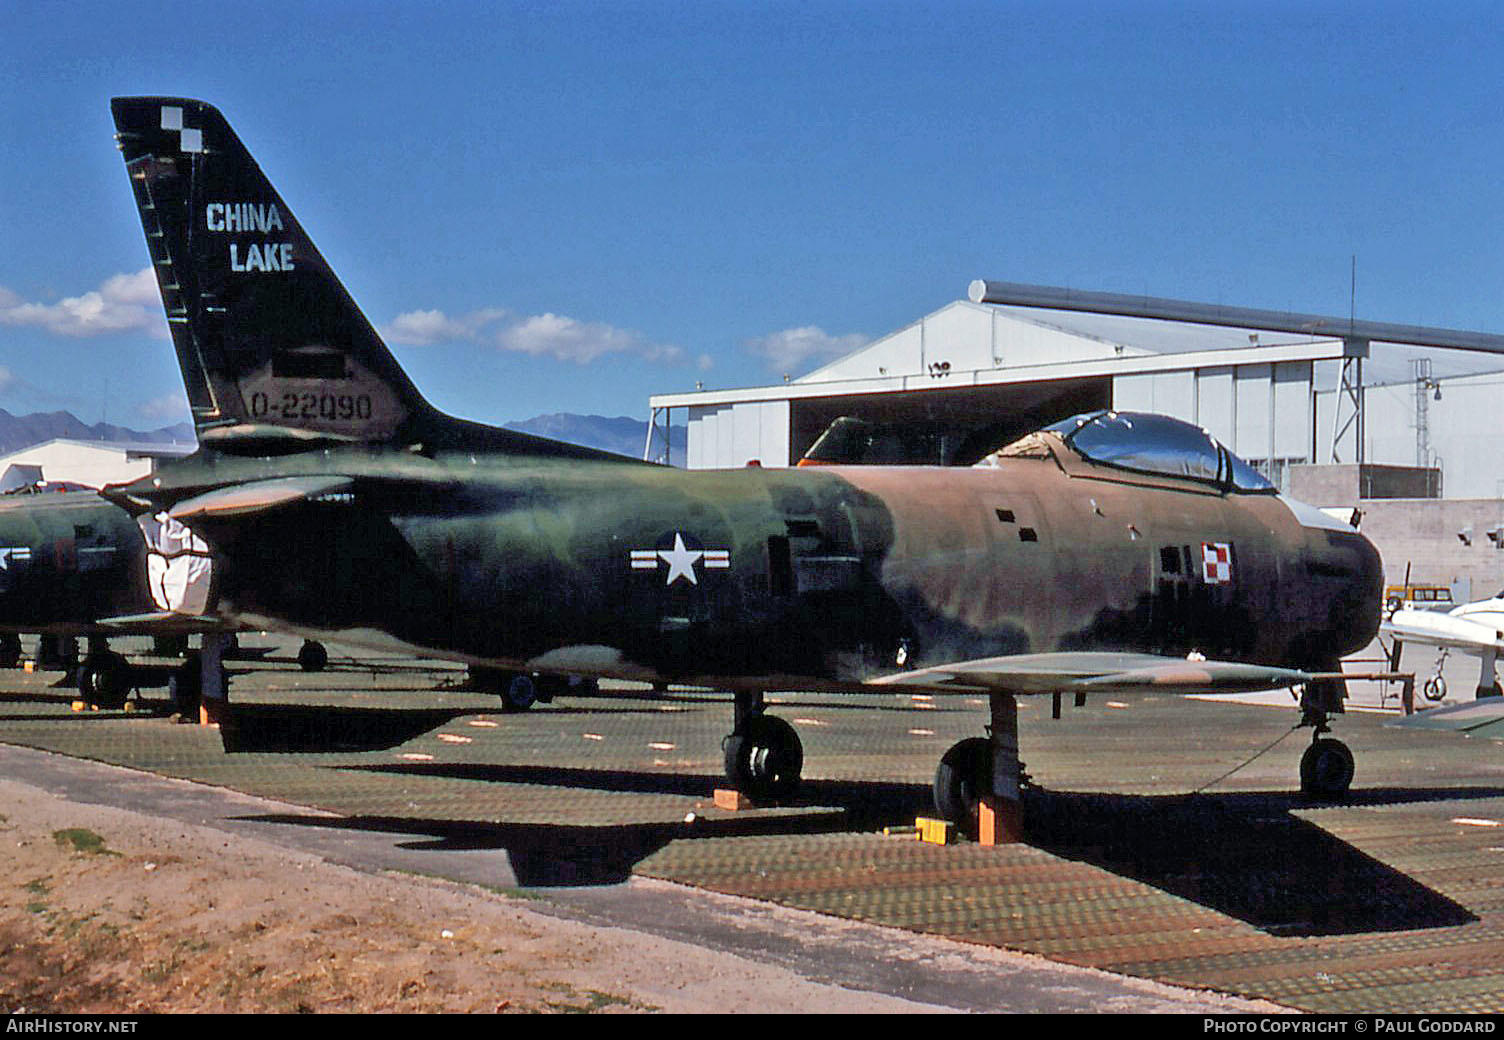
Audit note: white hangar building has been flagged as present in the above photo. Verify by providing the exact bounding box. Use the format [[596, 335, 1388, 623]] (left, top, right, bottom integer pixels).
[[646, 281, 1504, 595], [0, 438, 194, 490], [649, 281, 1504, 496]]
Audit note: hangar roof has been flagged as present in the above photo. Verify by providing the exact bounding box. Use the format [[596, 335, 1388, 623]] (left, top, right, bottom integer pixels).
[[651, 297, 1504, 411]]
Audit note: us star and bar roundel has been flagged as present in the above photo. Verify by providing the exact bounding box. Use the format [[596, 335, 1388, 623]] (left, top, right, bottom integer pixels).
[[1201, 541, 1233, 585], [628, 532, 731, 587]]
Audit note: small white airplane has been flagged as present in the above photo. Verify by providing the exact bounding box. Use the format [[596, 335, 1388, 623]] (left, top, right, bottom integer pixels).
[[1382, 594, 1504, 701]]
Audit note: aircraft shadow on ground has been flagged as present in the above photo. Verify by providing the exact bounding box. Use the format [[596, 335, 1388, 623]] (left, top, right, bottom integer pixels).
[[1020, 786, 1488, 936], [295, 759, 1486, 930], [218, 704, 484, 753], [234, 809, 849, 887]]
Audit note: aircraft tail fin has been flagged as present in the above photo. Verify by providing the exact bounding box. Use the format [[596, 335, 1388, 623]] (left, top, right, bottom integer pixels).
[[110, 97, 624, 461]]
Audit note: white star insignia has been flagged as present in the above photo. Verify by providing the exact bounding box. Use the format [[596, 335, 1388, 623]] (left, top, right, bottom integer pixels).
[[658, 532, 704, 586]]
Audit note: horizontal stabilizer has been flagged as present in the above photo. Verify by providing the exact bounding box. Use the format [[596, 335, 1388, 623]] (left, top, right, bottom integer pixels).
[[1388, 700, 1504, 740], [168, 476, 354, 521], [95, 612, 237, 634], [867, 651, 1310, 696]]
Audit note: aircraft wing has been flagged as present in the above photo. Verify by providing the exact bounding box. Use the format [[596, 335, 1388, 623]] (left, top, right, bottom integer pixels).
[[865, 651, 1310, 696], [1381, 608, 1504, 652]]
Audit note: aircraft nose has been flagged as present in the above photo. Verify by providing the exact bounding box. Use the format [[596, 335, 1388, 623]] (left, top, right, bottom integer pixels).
[[1311, 525, 1385, 651]]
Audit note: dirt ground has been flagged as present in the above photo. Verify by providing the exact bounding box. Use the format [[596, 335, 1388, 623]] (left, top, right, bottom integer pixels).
[[0, 772, 1284, 1015], [0, 777, 946, 1014]]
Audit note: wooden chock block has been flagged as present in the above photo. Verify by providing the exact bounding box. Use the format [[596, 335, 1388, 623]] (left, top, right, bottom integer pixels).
[[978, 795, 1023, 846], [713, 788, 754, 811]]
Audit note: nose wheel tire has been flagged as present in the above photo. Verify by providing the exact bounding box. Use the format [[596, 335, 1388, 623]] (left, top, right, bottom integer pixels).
[[1300, 737, 1355, 800], [723, 714, 803, 803]]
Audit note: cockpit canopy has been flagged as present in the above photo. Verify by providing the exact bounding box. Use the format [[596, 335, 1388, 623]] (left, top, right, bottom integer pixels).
[[1044, 411, 1276, 493]]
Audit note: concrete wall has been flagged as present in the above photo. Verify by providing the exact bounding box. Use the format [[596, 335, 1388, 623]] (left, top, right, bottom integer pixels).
[[1287, 464, 1503, 598], [1354, 499, 1504, 600]]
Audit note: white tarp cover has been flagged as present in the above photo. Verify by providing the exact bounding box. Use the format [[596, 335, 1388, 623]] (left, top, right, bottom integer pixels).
[[136, 512, 213, 615]]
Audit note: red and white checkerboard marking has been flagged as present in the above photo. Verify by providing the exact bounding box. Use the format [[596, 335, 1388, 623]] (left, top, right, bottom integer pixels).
[[1201, 542, 1233, 584]]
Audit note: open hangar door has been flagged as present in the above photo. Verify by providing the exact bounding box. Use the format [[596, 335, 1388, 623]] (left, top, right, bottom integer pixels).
[[790, 377, 1110, 466]]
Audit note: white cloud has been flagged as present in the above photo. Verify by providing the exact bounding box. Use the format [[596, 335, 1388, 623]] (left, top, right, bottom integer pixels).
[[744, 326, 870, 374], [385, 305, 688, 366], [497, 312, 687, 365], [0, 268, 166, 338], [137, 392, 191, 422], [381, 307, 507, 346]]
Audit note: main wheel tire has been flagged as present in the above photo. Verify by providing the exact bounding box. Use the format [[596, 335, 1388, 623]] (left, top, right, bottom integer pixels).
[[534, 674, 571, 704], [0, 633, 21, 669], [1300, 737, 1355, 800], [723, 714, 803, 803], [934, 737, 993, 837], [80, 653, 132, 710], [500, 672, 537, 712], [297, 640, 329, 672]]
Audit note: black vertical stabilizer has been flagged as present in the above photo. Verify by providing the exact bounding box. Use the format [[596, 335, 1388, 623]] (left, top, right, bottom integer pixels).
[[110, 97, 629, 461]]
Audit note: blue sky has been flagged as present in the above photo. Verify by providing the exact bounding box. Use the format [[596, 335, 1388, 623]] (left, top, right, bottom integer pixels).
[[3, 1, 1503, 431]]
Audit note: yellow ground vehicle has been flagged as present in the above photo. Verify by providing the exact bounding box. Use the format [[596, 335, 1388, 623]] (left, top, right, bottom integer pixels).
[[1384, 584, 1454, 614]]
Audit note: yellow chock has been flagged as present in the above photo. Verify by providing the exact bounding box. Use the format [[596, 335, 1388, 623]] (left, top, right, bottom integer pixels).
[[915, 816, 955, 845], [22, 660, 34, 673], [70, 700, 92, 713]]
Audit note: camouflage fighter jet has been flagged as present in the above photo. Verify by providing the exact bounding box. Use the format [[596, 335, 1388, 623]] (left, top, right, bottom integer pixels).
[[0, 484, 160, 704], [0, 473, 334, 710], [104, 98, 1383, 834]]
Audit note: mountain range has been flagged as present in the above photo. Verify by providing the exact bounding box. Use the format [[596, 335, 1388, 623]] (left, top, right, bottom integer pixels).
[[503, 412, 685, 462], [0, 409, 195, 455]]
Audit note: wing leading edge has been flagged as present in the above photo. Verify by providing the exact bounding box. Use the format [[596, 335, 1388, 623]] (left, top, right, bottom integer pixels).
[[1382, 608, 1504, 653], [866, 651, 1311, 696]]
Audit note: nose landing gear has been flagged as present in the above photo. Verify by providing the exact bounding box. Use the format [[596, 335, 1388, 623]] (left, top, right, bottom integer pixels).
[[1298, 670, 1355, 801]]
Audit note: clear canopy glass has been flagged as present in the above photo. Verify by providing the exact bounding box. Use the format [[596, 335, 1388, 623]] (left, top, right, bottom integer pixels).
[[1045, 411, 1275, 493]]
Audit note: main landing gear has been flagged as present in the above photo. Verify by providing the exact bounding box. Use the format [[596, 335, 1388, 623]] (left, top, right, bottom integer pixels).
[[716, 678, 1359, 829], [722, 691, 804, 803], [468, 668, 592, 712], [932, 693, 1024, 841], [78, 643, 135, 710], [717, 690, 1023, 836], [297, 640, 329, 672]]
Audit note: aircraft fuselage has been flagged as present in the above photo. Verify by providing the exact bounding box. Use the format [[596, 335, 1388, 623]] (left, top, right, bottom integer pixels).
[[153, 443, 1381, 691], [0, 491, 150, 634]]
